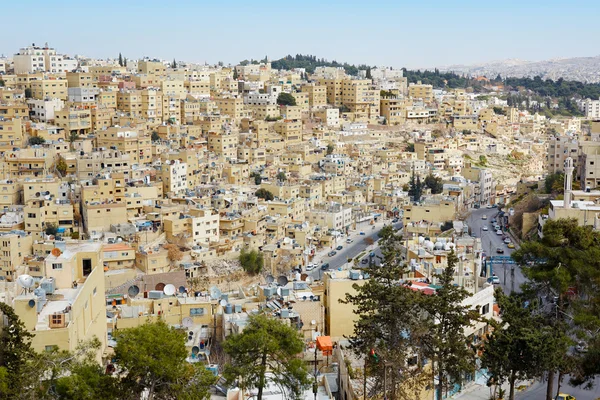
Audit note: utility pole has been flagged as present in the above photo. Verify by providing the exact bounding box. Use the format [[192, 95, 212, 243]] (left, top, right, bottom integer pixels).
[[511, 265, 515, 293]]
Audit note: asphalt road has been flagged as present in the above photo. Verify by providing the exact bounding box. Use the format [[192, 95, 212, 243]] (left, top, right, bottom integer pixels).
[[516, 375, 600, 399], [308, 221, 403, 280], [466, 207, 527, 293]]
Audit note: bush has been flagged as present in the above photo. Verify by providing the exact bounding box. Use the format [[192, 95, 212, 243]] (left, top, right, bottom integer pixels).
[[29, 137, 45, 145], [255, 188, 274, 201], [440, 221, 453, 232], [276, 93, 296, 106], [239, 247, 264, 275]]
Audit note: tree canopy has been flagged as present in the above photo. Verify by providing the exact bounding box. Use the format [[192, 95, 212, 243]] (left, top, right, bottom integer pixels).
[[239, 247, 264, 274], [255, 188, 274, 201], [424, 174, 444, 194], [276, 92, 296, 106], [223, 314, 309, 399]]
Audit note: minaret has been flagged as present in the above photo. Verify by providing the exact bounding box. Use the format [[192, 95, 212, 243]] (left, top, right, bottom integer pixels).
[[564, 157, 574, 209]]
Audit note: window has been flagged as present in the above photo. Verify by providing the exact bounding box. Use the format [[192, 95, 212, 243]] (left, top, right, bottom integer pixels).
[[52, 263, 62, 270]]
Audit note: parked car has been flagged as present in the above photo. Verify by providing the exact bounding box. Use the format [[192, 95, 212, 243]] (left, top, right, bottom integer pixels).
[[361, 258, 369, 264], [494, 225, 501, 231], [507, 242, 515, 249], [359, 231, 365, 235], [392, 218, 399, 223], [327, 251, 337, 257], [482, 226, 488, 231], [504, 238, 511, 244], [346, 238, 353, 244], [482, 215, 488, 220], [496, 247, 504, 254], [486, 204, 492, 209], [556, 394, 576, 400], [320, 263, 330, 270], [496, 230, 503, 235], [306, 264, 316, 271], [488, 275, 500, 285], [491, 219, 496, 224], [336, 245, 343, 251]]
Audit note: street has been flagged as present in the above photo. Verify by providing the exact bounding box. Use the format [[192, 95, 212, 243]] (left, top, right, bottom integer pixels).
[[466, 207, 527, 293], [307, 219, 403, 280], [516, 376, 600, 399]]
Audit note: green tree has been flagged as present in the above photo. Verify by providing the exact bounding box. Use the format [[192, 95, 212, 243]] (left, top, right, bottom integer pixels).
[[276, 171, 287, 182], [0, 303, 35, 399], [421, 249, 478, 400], [408, 172, 423, 202], [29, 136, 46, 145], [343, 225, 429, 399], [56, 157, 67, 176], [24, 88, 32, 98], [0, 79, 5, 87], [255, 188, 274, 201], [493, 106, 507, 116], [171, 58, 177, 68], [118, 53, 123, 67], [239, 247, 264, 274], [45, 222, 59, 236], [276, 92, 296, 106], [481, 290, 557, 400], [223, 314, 309, 400], [479, 155, 488, 166], [406, 143, 415, 152], [233, 68, 238, 80], [250, 171, 263, 185], [365, 67, 372, 80], [544, 172, 564, 194], [512, 218, 600, 396], [68, 131, 80, 150], [424, 174, 444, 194], [151, 131, 160, 142], [114, 320, 215, 400], [326, 143, 334, 155]]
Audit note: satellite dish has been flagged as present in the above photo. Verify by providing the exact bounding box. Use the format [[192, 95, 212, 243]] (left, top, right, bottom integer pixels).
[[155, 282, 165, 291], [28, 299, 36, 308], [127, 285, 140, 297], [311, 320, 317, 325], [163, 284, 176, 296], [306, 276, 314, 284], [178, 286, 186, 294], [266, 275, 275, 284], [17, 275, 34, 289], [219, 299, 227, 306], [182, 317, 193, 328], [277, 276, 288, 286], [303, 296, 307, 300], [209, 286, 222, 300], [191, 346, 200, 355]]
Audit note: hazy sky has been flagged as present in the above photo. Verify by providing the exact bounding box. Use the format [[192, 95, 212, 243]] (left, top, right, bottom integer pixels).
[[2, 0, 599, 68]]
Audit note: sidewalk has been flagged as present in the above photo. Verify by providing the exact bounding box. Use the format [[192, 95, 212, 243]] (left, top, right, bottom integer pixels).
[[452, 379, 534, 400]]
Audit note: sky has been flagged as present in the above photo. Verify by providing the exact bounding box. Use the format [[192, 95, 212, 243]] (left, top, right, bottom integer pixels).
[[2, 0, 599, 69]]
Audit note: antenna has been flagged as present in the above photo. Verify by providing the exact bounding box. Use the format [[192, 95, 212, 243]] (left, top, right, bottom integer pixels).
[[266, 275, 275, 284], [182, 317, 193, 328], [277, 276, 288, 286], [163, 284, 176, 296], [219, 299, 227, 307], [209, 286, 222, 300], [127, 285, 140, 297]]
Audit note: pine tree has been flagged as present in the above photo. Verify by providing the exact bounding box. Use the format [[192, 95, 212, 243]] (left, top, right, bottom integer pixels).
[[118, 53, 123, 67], [366, 67, 372, 80], [171, 58, 177, 69], [421, 249, 478, 400]]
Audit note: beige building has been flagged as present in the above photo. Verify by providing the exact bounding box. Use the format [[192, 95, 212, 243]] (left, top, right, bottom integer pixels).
[[408, 81, 433, 102], [30, 79, 68, 100], [402, 199, 456, 225]]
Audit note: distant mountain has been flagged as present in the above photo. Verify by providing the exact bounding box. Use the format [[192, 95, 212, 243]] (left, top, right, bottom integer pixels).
[[439, 56, 600, 83]]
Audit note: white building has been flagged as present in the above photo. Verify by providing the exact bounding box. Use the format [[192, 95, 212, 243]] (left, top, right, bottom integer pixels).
[[162, 159, 187, 194], [27, 98, 65, 121], [479, 169, 494, 205], [306, 202, 353, 232], [13, 44, 69, 74], [581, 98, 600, 119], [68, 87, 99, 103]]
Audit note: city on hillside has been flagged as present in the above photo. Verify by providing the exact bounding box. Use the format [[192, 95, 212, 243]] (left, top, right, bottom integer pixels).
[[0, 42, 599, 400]]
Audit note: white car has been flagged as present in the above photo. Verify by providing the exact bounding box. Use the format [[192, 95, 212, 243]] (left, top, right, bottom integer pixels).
[[503, 238, 511, 244], [482, 226, 488, 231], [489, 275, 500, 285], [496, 230, 503, 235], [486, 204, 492, 209], [306, 264, 316, 271], [346, 238, 353, 244]]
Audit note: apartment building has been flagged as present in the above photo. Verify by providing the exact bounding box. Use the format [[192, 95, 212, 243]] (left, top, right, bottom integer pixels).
[[137, 60, 166, 76], [95, 127, 153, 165], [13, 44, 67, 74], [547, 136, 579, 174], [30, 79, 68, 101], [301, 84, 327, 108], [306, 202, 352, 232], [581, 98, 600, 119], [161, 159, 187, 194], [0, 117, 24, 152], [54, 106, 92, 136], [164, 207, 220, 246], [0, 231, 33, 280], [380, 97, 406, 125], [408, 81, 433, 102], [27, 98, 65, 121]]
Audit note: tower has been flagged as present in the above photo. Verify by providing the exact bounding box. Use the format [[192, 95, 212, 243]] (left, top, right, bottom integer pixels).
[[564, 157, 574, 209]]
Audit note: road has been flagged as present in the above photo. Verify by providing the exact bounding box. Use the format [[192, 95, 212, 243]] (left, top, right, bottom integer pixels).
[[466, 207, 527, 293], [516, 375, 600, 399], [307, 220, 403, 280]]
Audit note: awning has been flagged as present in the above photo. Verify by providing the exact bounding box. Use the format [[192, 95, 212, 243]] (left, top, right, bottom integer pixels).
[[57, 227, 66, 233], [316, 336, 333, 353]]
